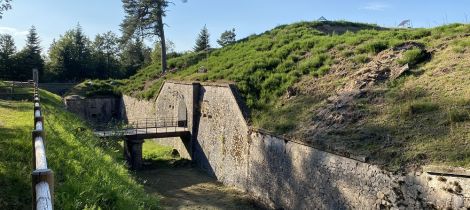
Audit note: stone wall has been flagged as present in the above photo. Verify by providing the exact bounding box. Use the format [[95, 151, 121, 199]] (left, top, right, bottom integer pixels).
[[248, 132, 470, 209], [120, 95, 157, 121], [121, 81, 470, 209], [64, 96, 119, 124]]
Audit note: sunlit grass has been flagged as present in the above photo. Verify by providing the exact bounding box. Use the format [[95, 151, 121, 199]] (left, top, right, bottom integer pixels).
[[0, 90, 159, 209]]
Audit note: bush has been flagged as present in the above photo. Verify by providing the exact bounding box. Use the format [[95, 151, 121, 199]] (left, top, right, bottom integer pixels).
[[398, 48, 428, 66]]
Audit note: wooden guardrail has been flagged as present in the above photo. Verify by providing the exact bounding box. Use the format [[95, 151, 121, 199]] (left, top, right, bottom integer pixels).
[[32, 82, 54, 210]]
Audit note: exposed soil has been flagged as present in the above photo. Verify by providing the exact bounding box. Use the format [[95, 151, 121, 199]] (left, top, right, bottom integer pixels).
[[135, 160, 262, 210]]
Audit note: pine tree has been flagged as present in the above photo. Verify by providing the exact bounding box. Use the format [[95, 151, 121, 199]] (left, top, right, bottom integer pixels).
[[217, 28, 236, 47], [194, 25, 210, 52], [0, 34, 16, 80], [121, 0, 169, 73], [26, 26, 41, 54], [14, 26, 45, 81]]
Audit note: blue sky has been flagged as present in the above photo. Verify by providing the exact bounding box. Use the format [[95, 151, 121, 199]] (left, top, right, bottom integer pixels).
[[1, 1, 470, 52]]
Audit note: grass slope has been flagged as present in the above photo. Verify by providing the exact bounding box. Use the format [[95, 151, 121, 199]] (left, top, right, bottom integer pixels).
[[0, 89, 158, 209], [90, 21, 470, 171]]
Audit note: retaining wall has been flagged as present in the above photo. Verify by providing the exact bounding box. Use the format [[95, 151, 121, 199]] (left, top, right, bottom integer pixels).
[[64, 96, 119, 124], [121, 81, 470, 209]]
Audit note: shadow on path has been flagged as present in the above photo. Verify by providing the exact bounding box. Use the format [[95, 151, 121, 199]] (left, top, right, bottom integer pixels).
[[135, 159, 262, 210]]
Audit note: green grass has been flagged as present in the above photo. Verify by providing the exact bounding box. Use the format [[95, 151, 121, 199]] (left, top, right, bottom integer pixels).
[[0, 90, 158, 209], [407, 101, 440, 115], [397, 47, 429, 66], [449, 109, 470, 123], [67, 79, 122, 98], [142, 141, 177, 161]]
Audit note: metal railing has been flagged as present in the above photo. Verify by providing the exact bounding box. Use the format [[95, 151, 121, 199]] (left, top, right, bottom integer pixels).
[[94, 117, 188, 137], [31, 81, 54, 210]]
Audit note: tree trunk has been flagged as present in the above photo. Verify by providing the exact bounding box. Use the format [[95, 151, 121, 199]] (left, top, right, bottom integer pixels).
[[157, 12, 167, 73]]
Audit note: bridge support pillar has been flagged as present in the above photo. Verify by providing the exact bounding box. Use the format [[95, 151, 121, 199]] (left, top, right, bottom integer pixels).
[[124, 139, 144, 170]]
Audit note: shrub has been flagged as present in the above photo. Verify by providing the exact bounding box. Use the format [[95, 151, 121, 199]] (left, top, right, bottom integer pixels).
[[397, 48, 428, 66]]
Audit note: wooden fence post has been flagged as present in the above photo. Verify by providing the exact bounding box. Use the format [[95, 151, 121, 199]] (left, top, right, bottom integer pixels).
[[31, 169, 54, 210]]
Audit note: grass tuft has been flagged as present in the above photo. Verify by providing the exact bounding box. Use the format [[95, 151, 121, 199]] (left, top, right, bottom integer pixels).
[[407, 101, 439, 115]]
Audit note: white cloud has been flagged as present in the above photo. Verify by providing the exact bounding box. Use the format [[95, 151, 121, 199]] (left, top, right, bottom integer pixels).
[[0, 26, 28, 37], [361, 2, 390, 11]]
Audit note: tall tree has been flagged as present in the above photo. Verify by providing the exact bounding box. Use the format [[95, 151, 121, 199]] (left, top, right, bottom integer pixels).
[[14, 26, 45, 80], [217, 28, 236, 47], [121, 0, 169, 73], [0, 34, 16, 80], [0, 0, 12, 19], [194, 25, 210, 52], [120, 38, 151, 77], [47, 24, 93, 81], [92, 31, 121, 78]]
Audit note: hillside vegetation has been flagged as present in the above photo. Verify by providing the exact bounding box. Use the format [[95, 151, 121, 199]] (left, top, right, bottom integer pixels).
[[0, 89, 158, 209], [104, 21, 469, 171]]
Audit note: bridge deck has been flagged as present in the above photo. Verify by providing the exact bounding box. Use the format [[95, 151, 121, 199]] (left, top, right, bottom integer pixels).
[[94, 126, 190, 139]]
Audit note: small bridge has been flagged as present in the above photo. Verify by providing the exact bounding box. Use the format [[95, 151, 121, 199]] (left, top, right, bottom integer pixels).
[[93, 118, 191, 170], [94, 118, 190, 139]]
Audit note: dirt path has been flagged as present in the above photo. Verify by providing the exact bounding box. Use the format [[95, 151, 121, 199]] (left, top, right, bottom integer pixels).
[[136, 162, 262, 210]]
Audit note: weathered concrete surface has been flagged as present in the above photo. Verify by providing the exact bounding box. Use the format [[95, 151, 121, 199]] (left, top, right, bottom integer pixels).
[[120, 95, 157, 121], [121, 81, 470, 209], [64, 95, 120, 124], [248, 132, 470, 209]]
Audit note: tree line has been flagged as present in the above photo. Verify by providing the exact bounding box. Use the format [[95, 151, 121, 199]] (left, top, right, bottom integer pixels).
[[0, 25, 154, 82], [0, 0, 237, 82]]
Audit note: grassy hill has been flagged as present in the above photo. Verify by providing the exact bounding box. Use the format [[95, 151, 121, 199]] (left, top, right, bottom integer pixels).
[[0, 89, 158, 209], [109, 21, 470, 171]]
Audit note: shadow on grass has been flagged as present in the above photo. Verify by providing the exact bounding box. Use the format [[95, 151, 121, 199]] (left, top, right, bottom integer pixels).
[[0, 126, 32, 209]]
